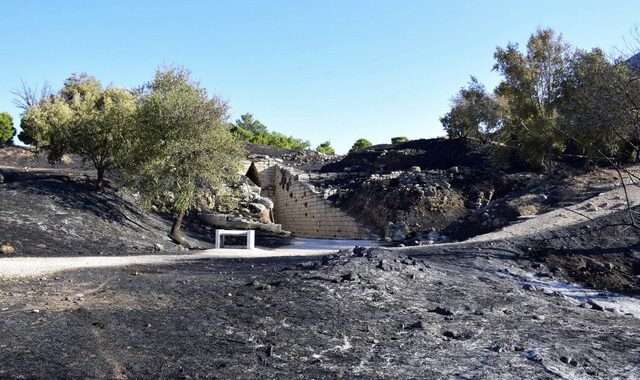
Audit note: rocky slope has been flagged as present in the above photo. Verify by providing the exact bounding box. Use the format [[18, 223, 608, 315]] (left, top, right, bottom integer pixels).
[[317, 138, 634, 245]]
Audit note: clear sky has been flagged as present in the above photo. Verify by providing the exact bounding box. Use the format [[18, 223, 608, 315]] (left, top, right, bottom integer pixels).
[[1, 1, 639, 153]]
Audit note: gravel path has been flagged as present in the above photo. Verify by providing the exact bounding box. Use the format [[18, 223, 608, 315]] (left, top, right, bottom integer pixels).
[[0, 248, 336, 278], [466, 183, 640, 243]]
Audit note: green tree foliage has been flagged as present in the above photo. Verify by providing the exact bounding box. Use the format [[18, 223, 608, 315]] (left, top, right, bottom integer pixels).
[[391, 136, 408, 144], [65, 86, 137, 187], [316, 141, 335, 155], [127, 67, 245, 246], [230, 113, 310, 150], [19, 96, 73, 151], [233, 113, 268, 134], [18, 74, 136, 188], [441, 27, 640, 169], [493, 28, 570, 168], [17, 73, 101, 151], [60, 74, 101, 102], [440, 77, 500, 139], [559, 49, 634, 165], [349, 138, 372, 153], [0, 112, 15, 145], [248, 130, 310, 150]]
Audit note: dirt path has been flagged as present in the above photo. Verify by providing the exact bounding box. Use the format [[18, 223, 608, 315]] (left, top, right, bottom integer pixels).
[[0, 248, 336, 278], [466, 183, 640, 243]]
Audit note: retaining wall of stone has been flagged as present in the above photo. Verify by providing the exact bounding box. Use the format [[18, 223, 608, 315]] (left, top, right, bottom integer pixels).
[[272, 165, 372, 238]]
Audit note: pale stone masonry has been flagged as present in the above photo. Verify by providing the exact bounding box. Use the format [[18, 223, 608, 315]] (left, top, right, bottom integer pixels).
[[272, 165, 372, 238], [242, 157, 375, 238]]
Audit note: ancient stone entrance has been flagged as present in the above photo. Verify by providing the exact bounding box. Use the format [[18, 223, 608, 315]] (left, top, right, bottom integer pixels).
[[246, 158, 375, 239]]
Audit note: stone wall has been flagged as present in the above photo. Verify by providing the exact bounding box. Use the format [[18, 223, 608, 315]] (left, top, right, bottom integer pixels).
[[272, 165, 373, 238], [242, 158, 281, 200]]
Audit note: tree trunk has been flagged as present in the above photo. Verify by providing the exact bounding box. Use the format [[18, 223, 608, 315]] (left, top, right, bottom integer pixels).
[[583, 150, 593, 171], [169, 211, 190, 248], [96, 167, 105, 190]]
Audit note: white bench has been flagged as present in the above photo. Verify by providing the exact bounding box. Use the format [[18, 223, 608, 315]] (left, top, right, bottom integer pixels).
[[215, 229, 255, 249]]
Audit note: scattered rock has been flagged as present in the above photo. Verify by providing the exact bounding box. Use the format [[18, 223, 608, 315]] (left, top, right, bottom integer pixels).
[[353, 246, 369, 256], [585, 202, 600, 212], [430, 306, 454, 316], [588, 301, 605, 311], [378, 259, 393, 272], [424, 186, 437, 196], [341, 272, 358, 282], [489, 345, 506, 353], [442, 330, 461, 339], [153, 243, 164, 252], [560, 356, 578, 367], [403, 321, 425, 330], [1, 244, 15, 254], [522, 348, 543, 363]]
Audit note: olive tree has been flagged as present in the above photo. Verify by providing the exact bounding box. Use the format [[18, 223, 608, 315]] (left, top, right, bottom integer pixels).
[[440, 77, 500, 139], [559, 49, 633, 166], [19, 97, 73, 151], [62, 87, 137, 187], [129, 67, 245, 246], [18, 74, 136, 188], [493, 28, 571, 168], [0, 112, 15, 145]]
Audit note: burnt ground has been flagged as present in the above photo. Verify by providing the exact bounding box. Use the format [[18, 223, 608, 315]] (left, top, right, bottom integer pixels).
[[0, 167, 292, 257], [514, 207, 640, 295], [316, 138, 536, 239], [1, 146, 640, 378], [1, 245, 639, 379]]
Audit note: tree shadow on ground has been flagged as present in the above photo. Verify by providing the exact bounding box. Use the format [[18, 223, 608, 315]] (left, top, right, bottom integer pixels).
[[3, 169, 151, 232]]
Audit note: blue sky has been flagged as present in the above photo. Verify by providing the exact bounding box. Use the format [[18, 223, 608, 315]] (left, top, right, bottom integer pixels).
[[1, 0, 639, 153]]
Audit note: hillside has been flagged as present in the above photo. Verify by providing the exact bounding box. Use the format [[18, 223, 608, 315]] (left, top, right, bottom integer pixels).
[[1, 145, 640, 378]]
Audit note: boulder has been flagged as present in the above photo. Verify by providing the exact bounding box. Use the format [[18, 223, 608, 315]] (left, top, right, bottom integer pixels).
[[199, 213, 229, 225], [249, 203, 272, 224], [251, 195, 274, 210], [424, 186, 437, 196], [1, 244, 15, 254], [426, 230, 440, 241]]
